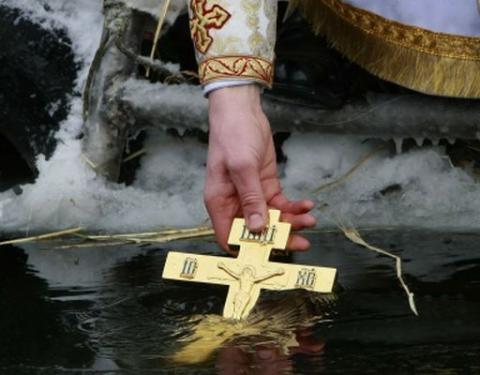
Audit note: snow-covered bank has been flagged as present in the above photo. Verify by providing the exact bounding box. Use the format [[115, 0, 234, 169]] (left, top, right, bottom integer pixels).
[[283, 135, 480, 228], [1, 0, 480, 234]]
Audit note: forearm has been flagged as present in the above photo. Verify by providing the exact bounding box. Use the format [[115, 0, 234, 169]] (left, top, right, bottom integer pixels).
[[189, 2, 316, 252]]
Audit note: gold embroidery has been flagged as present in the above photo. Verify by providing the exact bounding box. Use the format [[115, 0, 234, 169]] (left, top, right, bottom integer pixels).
[[199, 55, 273, 86], [242, 0, 270, 57], [264, 0, 277, 56], [295, 0, 480, 60], [293, 0, 480, 98], [190, 0, 232, 54], [209, 36, 244, 55]]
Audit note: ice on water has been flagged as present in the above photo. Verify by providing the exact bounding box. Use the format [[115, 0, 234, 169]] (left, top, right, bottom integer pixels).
[[1, 0, 480, 234], [283, 135, 480, 228]]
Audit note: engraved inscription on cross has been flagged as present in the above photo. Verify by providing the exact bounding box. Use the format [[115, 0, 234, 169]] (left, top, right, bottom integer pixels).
[[162, 210, 337, 320], [189, 0, 231, 54]]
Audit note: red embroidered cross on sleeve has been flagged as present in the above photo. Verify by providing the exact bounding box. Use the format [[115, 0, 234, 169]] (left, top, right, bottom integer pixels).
[[190, 0, 232, 54]]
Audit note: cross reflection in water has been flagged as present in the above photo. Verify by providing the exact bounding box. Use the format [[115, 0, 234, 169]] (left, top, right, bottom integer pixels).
[[170, 292, 335, 366]]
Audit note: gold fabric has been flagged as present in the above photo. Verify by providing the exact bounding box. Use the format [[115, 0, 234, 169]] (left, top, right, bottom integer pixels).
[[292, 0, 480, 98], [199, 55, 274, 87], [188, 0, 277, 86]]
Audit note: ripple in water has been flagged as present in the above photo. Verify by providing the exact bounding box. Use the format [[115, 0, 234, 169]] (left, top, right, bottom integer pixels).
[[1, 229, 479, 374]]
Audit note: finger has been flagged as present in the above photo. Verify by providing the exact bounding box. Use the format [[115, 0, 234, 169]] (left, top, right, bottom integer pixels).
[[287, 234, 311, 251], [229, 162, 268, 232], [205, 197, 238, 254], [204, 173, 239, 253], [269, 194, 315, 215], [289, 340, 325, 355], [211, 212, 241, 256], [254, 345, 279, 361], [281, 212, 317, 231], [206, 202, 236, 253]]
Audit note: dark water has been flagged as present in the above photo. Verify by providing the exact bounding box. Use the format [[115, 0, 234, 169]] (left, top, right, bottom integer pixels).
[[1, 229, 479, 374]]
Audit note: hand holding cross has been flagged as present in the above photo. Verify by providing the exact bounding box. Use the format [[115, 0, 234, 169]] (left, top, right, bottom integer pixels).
[[162, 210, 337, 320]]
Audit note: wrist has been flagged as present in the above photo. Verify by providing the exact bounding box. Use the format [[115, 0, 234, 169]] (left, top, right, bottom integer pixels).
[[208, 84, 262, 115], [203, 80, 256, 97]]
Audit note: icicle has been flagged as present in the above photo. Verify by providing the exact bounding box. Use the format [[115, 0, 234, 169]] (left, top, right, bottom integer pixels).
[[393, 138, 403, 154], [447, 138, 456, 145], [432, 138, 440, 146], [414, 137, 424, 147]]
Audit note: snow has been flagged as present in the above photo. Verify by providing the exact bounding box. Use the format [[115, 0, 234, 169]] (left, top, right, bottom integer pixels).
[[283, 135, 480, 228]]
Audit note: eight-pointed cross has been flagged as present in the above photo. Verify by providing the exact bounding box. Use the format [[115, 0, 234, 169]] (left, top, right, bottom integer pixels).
[[189, 0, 231, 54], [162, 210, 337, 320]]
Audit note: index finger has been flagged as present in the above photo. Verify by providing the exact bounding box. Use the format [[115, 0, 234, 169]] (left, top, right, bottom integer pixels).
[[208, 205, 238, 255]]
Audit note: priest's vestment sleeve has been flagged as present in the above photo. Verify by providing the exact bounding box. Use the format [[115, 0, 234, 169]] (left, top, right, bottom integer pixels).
[[187, 0, 278, 89], [292, 0, 480, 99]]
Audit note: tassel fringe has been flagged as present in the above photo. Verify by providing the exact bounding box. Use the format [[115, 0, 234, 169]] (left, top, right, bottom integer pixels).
[[293, 0, 480, 98]]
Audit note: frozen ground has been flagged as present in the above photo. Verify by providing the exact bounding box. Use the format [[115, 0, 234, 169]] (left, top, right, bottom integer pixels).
[[1, 0, 480, 234]]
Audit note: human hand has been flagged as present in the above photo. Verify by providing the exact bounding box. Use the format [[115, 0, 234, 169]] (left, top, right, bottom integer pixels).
[[216, 345, 291, 375], [205, 85, 316, 253]]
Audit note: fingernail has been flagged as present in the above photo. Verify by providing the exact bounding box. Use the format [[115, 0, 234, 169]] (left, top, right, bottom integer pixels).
[[248, 213, 264, 230], [305, 200, 315, 209], [256, 349, 273, 360]]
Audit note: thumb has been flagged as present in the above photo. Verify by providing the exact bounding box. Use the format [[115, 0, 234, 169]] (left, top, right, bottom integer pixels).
[[229, 161, 268, 232]]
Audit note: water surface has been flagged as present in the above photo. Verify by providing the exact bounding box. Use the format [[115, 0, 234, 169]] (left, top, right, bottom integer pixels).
[[1, 229, 479, 374]]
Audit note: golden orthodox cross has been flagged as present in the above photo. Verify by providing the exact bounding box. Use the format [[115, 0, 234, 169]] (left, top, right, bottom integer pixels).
[[162, 210, 337, 320], [189, 0, 231, 54]]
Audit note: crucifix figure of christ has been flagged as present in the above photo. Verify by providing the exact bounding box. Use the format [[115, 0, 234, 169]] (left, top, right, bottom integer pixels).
[[162, 210, 337, 320], [216, 262, 285, 320]]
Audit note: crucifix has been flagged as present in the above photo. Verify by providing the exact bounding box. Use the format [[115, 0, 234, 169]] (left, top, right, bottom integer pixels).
[[162, 210, 337, 320]]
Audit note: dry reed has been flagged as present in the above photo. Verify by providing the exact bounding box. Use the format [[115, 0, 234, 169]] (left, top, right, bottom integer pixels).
[[313, 145, 385, 193], [337, 222, 419, 316], [146, 0, 171, 78], [0, 227, 83, 246], [0, 226, 213, 249]]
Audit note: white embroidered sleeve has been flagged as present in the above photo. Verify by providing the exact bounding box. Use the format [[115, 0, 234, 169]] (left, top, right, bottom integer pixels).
[[187, 0, 278, 88]]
